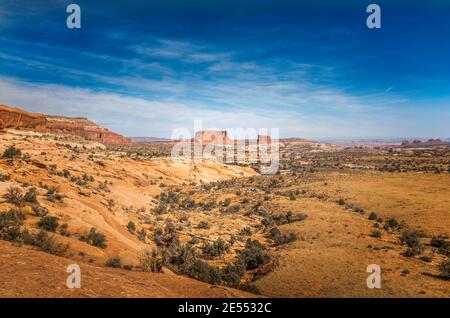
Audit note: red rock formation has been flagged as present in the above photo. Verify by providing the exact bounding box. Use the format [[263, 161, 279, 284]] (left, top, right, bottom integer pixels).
[[0, 105, 47, 130], [0, 104, 130, 144], [257, 134, 272, 144], [195, 130, 231, 145]]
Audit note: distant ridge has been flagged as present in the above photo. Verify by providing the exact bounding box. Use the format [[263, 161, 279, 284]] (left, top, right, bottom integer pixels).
[[130, 137, 171, 143], [0, 104, 130, 145]]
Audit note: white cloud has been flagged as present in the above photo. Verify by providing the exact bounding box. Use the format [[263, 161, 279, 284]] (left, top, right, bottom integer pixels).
[[0, 77, 384, 138]]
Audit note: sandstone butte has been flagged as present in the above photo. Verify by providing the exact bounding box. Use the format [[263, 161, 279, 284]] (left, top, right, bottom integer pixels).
[[195, 130, 272, 145], [0, 104, 131, 145]]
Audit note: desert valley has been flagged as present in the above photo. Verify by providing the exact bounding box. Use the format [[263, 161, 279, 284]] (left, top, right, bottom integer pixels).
[[0, 104, 449, 298]]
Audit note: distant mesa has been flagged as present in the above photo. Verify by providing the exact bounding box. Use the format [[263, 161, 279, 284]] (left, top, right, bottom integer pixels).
[[193, 130, 274, 145], [401, 138, 450, 148], [195, 130, 230, 145], [0, 104, 130, 145]]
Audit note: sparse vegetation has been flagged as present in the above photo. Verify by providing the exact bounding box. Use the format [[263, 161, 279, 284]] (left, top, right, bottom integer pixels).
[[81, 227, 107, 249], [37, 216, 59, 232], [0, 209, 25, 241], [2, 145, 21, 159], [105, 256, 122, 268], [138, 249, 164, 273]]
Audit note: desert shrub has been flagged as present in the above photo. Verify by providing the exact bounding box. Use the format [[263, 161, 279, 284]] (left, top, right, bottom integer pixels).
[[438, 258, 450, 280], [46, 187, 63, 202], [431, 235, 448, 248], [201, 238, 230, 259], [105, 256, 122, 268], [368, 212, 378, 221], [138, 228, 147, 241], [31, 204, 48, 217], [222, 198, 231, 207], [237, 239, 270, 270], [370, 230, 382, 238], [138, 249, 164, 273], [2, 145, 21, 159], [239, 227, 252, 236], [127, 221, 136, 233], [337, 198, 345, 205], [438, 243, 450, 257], [0, 209, 25, 241], [197, 220, 210, 229], [226, 205, 241, 213], [37, 216, 59, 232], [0, 173, 11, 182], [267, 227, 297, 246], [220, 263, 245, 287], [261, 216, 274, 228], [24, 187, 38, 203], [239, 283, 261, 294], [163, 242, 197, 274], [186, 259, 221, 285], [153, 220, 178, 247], [83, 227, 107, 248], [4, 186, 24, 207], [400, 230, 425, 257], [31, 230, 69, 256], [383, 218, 400, 231], [59, 223, 70, 237]]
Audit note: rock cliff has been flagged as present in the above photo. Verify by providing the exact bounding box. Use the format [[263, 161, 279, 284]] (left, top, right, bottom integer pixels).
[[0, 104, 130, 144]]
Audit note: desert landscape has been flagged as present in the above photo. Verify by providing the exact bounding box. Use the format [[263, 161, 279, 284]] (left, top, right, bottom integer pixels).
[[0, 104, 448, 298]]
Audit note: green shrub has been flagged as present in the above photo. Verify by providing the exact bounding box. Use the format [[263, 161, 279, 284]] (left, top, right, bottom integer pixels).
[[368, 212, 378, 221], [383, 218, 400, 231], [400, 230, 425, 257], [163, 241, 196, 271], [138, 228, 147, 241], [0, 209, 25, 241], [438, 258, 450, 280], [201, 238, 230, 259], [237, 239, 270, 270], [2, 145, 21, 158], [197, 220, 210, 229], [186, 259, 221, 285], [31, 204, 48, 217], [239, 227, 252, 236], [220, 263, 244, 287], [370, 230, 382, 238], [83, 227, 107, 249], [105, 256, 122, 268], [239, 283, 261, 294], [30, 230, 69, 256], [59, 223, 70, 236], [46, 187, 63, 202], [24, 187, 38, 203], [4, 187, 24, 207], [268, 227, 297, 246], [127, 221, 136, 233], [138, 249, 163, 273], [153, 221, 178, 247], [37, 216, 59, 232]]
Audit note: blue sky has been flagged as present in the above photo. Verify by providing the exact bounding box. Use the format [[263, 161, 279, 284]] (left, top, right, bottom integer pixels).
[[0, 0, 449, 138]]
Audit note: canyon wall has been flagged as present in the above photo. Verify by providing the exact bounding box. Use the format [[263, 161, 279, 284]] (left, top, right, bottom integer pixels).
[[0, 104, 130, 144]]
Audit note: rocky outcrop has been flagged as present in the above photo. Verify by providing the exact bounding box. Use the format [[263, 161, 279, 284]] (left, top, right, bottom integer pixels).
[[0, 104, 130, 144], [195, 130, 231, 145], [45, 115, 131, 144], [0, 105, 47, 130], [401, 138, 450, 148]]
